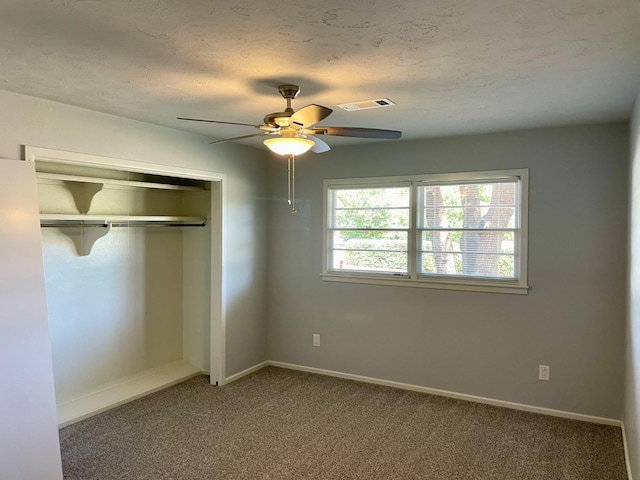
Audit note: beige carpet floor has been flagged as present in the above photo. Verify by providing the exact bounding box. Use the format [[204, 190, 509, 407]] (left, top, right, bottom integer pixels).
[[59, 366, 628, 479]]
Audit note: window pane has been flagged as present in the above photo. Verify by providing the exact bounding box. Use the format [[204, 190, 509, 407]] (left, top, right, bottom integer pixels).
[[330, 230, 408, 273], [420, 253, 515, 278], [332, 230, 408, 250], [333, 187, 410, 209], [420, 183, 516, 230], [329, 185, 410, 275], [420, 231, 514, 254], [331, 250, 408, 273], [422, 206, 461, 229], [334, 207, 409, 229]]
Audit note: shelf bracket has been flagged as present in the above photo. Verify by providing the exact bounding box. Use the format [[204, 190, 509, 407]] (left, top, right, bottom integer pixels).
[[63, 181, 104, 214], [65, 223, 112, 256]]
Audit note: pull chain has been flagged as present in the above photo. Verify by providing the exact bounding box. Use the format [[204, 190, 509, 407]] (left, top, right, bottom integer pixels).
[[287, 155, 297, 213], [287, 155, 291, 206]]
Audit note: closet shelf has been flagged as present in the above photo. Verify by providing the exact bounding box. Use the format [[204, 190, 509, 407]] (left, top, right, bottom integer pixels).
[[37, 172, 205, 191], [40, 214, 207, 228]]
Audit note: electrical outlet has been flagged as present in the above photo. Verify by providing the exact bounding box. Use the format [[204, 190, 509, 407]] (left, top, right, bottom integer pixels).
[[539, 365, 550, 381], [313, 334, 320, 347]]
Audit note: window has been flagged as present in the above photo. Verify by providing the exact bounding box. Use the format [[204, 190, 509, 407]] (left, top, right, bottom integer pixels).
[[323, 170, 528, 294], [328, 184, 411, 275]]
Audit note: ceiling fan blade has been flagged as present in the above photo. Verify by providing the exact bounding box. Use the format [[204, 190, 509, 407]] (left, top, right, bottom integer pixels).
[[307, 135, 331, 153], [178, 117, 261, 128], [290, 104, 333, 129], [309, 126, 402, 139], [209, 132, 272, 145]]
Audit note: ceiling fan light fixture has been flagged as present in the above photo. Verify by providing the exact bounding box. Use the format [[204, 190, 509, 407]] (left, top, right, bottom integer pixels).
[[263, 136, 315, 156]]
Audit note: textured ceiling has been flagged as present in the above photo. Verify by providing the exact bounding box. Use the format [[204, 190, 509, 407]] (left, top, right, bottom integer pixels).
[[1, 0, 639, 148]]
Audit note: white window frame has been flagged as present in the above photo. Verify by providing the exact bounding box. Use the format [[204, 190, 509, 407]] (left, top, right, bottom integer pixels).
[[326, 181, 412, 278], [322, 169, 529, 295]]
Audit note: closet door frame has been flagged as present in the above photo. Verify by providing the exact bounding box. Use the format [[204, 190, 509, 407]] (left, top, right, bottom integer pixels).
[[25, 146, 226, 386]]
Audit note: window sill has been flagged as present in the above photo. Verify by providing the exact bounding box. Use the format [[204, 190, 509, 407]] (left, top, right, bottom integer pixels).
[[320, 273, 529, 295]]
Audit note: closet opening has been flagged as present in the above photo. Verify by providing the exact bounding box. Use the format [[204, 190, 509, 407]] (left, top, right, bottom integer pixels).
[[27, 146, 225, 427]]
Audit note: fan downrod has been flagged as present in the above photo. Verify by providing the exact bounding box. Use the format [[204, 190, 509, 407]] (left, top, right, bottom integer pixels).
[[264, 84, 301, 127]]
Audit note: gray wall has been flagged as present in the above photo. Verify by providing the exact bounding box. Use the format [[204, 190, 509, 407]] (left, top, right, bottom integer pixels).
[[626, 90, 640, 478], [267, 123, 628, 419], [0, 89, 269, 377]]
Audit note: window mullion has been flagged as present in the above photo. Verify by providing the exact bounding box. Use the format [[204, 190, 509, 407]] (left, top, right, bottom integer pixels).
[[409, 181, 418, 279]]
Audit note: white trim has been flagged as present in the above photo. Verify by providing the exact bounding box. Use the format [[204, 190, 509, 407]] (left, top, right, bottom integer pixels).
[[26, 145, 227, 386], [25, 145, 224, 181], [321, 273, 529, 294], [622, 422, 635, 480], [56, 360, 201, 428], [267, 361, 621, 426], [224, 361, 270, 384], [209, 179, 226, 386], [409, 181, 418, 279], [324, 169, 527, 186], [517, 168, 529, 285]]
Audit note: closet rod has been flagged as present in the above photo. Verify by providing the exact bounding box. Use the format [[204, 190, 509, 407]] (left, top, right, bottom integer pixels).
[[40, 220, 206, 228]]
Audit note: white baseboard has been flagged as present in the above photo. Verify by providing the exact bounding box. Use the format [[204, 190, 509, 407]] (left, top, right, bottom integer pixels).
[[267, 361, 622, 427], [224, 361, 270, 384], [622, 422, 634, 480], [57, 360, 202, 428]]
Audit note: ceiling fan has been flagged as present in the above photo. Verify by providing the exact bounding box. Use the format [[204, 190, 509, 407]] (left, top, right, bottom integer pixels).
[[177, 84, 402, 212]]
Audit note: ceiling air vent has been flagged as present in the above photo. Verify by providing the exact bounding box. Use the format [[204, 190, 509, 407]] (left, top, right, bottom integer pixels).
[[337, 98, 396, 112]]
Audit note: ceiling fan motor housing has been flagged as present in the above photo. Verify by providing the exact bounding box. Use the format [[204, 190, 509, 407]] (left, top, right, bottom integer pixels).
[[264, 111, 293, 127]]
